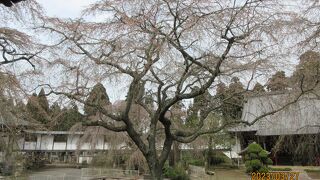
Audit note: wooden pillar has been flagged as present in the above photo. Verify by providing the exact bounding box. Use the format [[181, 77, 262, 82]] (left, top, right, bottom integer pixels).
[[103, 136, 105, 150], [65, 134, 68, 151], [22, 134, 25, 151], [263, 137, 266, 150], [38, 134, 42, 150]]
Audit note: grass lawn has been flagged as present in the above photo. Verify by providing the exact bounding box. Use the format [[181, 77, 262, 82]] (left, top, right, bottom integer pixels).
[[212, 167, 250, 180], [305, 171, 320, 179], [305, 169, 320, 179], [190, 165, 250, 180], [204, 165, 320, 180]]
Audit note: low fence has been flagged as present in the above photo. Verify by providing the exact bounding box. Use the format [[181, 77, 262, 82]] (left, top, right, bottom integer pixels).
[[28, 168, 139, 180], [81, 168, 139, 178], [29, 174, 80, 180]]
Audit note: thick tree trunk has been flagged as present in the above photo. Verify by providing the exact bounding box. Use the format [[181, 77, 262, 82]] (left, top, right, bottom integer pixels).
[[206, 136, 213, 168], [148, 163, 163, 180], [4, 135, 14, 161], [146, 149, 173, 180], [146, 154, 163, 179], [169, 142, 180, 167], [3, 134, 14, 175]]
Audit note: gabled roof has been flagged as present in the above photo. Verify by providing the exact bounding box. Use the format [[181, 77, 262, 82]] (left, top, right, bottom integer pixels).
[[24, 126, 109, 135], [23, 130, 85, 135], [230, 93, 320, 136]]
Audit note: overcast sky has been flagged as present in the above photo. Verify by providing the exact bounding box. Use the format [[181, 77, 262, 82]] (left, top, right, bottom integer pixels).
[[37, 0, 94, 18]]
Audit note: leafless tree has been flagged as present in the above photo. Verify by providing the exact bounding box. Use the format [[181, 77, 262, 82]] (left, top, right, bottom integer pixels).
[[0, 0, 43, 68], [39, 0, 298, 178]]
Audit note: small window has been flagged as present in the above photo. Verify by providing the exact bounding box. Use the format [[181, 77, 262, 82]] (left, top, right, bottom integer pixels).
[[25, 134, 37, 142], [54, 134, 67, 142]]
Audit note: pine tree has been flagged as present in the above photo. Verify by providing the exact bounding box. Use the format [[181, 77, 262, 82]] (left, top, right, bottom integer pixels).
[[26, 92, 50, 124]]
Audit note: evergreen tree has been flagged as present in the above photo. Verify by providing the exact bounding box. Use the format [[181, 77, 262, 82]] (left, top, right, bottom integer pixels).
[[216, 82, 226, 95], [220, 77, 245, 120], [38, 88, 49, 112], [26, 93, 37, 110], [291, 51, 320, 90], [50, 102, 61, 118], [266, 71, 288, 92], [252, 83, 265, 93], [26, 92, 50, 124], [84, 83, 111, 116], [186, 87, 211, 126], [26, 93, 40, 120], [53, 103, 84, 131]]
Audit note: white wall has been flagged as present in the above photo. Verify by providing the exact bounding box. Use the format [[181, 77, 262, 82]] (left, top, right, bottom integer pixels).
[[24, 142, 36, 150], [66, 135, 80, 150], [78, 156, 92, 163], [17, 138, 24, 150], [95, 135, 104, 150], [19, 133, 126, 151], [40, 135, 54, 150], [53, 142, 66, 150]]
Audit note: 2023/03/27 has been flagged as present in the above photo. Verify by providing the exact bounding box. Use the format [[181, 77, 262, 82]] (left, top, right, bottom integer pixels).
[[251, 172, 300, 180]]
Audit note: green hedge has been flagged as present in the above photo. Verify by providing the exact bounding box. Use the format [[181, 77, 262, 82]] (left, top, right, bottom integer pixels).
[[188, 159, 205, 166], [269, 167, 292, 171], [304, 169, 320, 172]]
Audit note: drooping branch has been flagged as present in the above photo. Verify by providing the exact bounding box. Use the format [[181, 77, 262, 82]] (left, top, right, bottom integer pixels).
[[0, 35, 40, 68]]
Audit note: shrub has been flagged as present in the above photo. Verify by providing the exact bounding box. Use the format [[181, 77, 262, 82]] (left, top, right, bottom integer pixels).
[[247, 143, 263, 154], [24, 153, 46, 170], [269, 167, 292, 171], [265, 158, 273, 165], [304, 169, 320, 172], [181, 151, 205, 167], [259, 166, 269, 173], [250, 159, 262, 170], [1, 165, 13, 176], [82, 160, 88, 166], [249, 153, 259, 159], [188, 159, 204, 166], [91, 152, 112, 167], [206, 151, 227, 166], [0, 162, 3, 173], [244, 154, 250, 161], [163, 163, 189, 180], [1, 154, 29, 176], [244, 142, 273, 174], [259, 150, 268, 159], [209, 154, 225, 166]]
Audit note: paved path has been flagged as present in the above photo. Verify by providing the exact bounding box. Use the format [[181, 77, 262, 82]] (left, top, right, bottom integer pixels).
[[188, 165, 250, 180], [291, 167, 312, 180], [188, 165, 320, 180], [28, 168, 82, 180]]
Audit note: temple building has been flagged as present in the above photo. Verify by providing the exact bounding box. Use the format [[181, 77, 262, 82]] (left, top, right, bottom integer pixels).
[[229, 92, 320, 165]]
